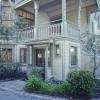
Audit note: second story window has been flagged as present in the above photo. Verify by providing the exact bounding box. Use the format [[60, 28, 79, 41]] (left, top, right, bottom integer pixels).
[[19, 10, 34, 20], [70, 46, 78, 66]]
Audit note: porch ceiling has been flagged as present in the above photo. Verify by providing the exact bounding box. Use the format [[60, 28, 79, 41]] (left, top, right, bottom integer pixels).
[[15, 0, 97, 21]]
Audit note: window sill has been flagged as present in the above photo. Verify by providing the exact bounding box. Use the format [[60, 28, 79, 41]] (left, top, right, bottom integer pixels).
[[69, 65, 79, 69]]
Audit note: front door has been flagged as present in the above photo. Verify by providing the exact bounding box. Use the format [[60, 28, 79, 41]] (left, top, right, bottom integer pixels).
[[35, 48, 45, 67], [35, 48, 45, 79]]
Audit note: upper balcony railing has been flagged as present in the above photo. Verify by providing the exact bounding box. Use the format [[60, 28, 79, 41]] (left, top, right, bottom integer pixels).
[[17, 21, 80, 43], [0, 35, 16, 44]]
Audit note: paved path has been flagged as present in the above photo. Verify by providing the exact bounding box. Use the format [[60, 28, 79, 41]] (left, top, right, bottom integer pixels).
[[0, 89, 43, 100], [0, 80, 99, 100], [0, 80, 66, 100]]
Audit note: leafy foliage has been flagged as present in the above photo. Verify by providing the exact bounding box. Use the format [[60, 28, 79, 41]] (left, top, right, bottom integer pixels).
[[25, 76, 69, 95], [81, 33, 100, 53], [30, 67, 45, 80], [0, 63, 25, 79], [81, 33, 100, 77], [67, 70, 95, 97], [25, 70, 95, 97], [25, 75, 44, 92]]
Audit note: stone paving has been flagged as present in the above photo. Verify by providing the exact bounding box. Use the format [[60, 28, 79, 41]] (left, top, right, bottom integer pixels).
[[0, 80, 67, 100]]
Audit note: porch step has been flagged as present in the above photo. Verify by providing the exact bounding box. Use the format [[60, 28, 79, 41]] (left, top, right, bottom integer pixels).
[[94, 79, 100, 97]]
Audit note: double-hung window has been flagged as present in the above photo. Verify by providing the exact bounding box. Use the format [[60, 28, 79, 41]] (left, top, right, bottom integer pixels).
[[70, 46, 78, 66]]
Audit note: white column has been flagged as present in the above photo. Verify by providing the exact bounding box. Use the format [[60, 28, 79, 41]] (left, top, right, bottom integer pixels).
[[62, 0, 66, 80], [27, 45, 32, 65], [52, 44, 55, 79], [32, 47, 35, 66], [15, 45, 20, 63], [78, 0, 82, 32], [34, 0, 39, 40], [45, 46, 49, 81], [62, 0, 67, 22], [13, 45, 17, 63], [27, 46, 29, 65], [29, 46, 32, 65], [62, 0, 67, 36]]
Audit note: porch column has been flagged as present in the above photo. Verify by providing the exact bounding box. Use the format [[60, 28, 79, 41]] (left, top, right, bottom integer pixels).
[[78, 0, 82, 32], [34, 0, 39, 40], [62, 0, 67, 80], [62, 0, 67, 36], [45, 46, 49, 81], [62, 0, 67, 22], [27, 45, 32, 65]]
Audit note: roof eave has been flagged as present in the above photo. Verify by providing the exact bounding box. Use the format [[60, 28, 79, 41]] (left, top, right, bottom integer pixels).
[[15, 0, 32, 9]]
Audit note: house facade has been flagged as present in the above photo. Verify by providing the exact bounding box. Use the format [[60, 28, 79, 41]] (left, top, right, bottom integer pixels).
[[0, 0, 16, 63], [0, 0, 100, 81]]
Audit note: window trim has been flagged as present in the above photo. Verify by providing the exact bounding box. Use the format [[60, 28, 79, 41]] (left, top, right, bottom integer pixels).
[[55, 44, 60, 57]]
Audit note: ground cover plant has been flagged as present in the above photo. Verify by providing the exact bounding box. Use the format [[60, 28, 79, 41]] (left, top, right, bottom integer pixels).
[[25, 69, 95, 98]]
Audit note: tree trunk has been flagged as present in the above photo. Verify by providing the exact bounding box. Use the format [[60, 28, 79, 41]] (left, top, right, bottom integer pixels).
[[93, 51, 96, 78]]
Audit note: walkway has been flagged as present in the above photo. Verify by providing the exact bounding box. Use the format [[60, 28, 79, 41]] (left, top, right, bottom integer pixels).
[[0, 80, 66, 100]]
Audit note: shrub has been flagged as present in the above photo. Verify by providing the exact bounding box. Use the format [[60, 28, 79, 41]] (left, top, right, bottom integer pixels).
[[25, 70, 95, 97], [0, 63, 21, 79], [30, 67, 44, 80], [25, 76, 69, 95], [25, 75, 44, 92], [67, 70, 95, 97], [52, 82, 69, 94]]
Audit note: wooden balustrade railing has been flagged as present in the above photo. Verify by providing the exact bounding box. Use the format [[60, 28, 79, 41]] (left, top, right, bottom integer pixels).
[[17, 21, 80, 43]]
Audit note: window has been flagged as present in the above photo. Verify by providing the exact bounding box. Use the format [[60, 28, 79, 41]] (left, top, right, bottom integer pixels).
[[0, 48, 12, 63], [70, 46, 78, 66], [19, 10, 34, 20], [55, 44, 60, 56], [20, 48, 27, 64]]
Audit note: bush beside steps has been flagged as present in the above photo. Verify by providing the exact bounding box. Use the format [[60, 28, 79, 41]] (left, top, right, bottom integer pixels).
[[25, 70, 95, 98]]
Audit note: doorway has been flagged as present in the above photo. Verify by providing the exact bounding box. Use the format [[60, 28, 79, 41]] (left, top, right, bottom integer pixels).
[[35, 48, 45, 67]]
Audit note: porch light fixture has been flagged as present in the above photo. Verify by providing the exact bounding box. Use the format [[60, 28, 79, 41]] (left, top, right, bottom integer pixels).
[[70, 47, 75, 53], [38, 52, 42, 59], [48, 49, 50, 54], [56, 44, 60, 56]]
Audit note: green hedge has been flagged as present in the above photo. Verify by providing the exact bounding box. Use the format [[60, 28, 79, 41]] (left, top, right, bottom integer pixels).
[[67, 70, 95, 97], [25, 75, 44, 91], [30, 67, 44, 80], [0, 63, 22, 79], [25, 70, 95, 97], [25, 75, 68, 94]]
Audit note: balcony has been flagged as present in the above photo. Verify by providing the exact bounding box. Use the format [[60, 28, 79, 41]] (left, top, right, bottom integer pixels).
[[17, 21, 80, 43], [0, 35, 16, 44]]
